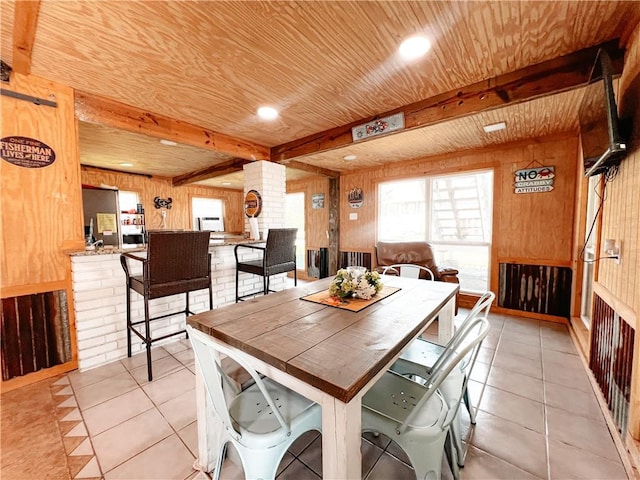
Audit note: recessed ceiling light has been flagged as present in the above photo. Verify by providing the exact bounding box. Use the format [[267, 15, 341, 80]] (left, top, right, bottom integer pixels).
[[482, 122, 507, 133], [120, 163, 133, 167], [343, 154, 357, 161], [399, 35, 431, 60], [222, 182, 231, 186], [257, 106, 278, 120], [159, 139, 177, 146]]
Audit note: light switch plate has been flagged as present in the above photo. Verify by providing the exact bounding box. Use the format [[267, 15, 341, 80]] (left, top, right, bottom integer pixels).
[[349, 213, 358, 220]]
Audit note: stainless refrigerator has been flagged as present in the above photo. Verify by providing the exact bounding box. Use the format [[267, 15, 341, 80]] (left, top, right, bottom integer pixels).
[[81, 186, 120, 248]]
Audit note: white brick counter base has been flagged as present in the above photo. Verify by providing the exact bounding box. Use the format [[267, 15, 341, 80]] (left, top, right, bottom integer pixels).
[[71, 244, 286, 371]]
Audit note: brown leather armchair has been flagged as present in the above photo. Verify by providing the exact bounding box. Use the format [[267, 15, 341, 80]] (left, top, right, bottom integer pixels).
[[375, 241, 459, 313], [375, 241, 460, 284]]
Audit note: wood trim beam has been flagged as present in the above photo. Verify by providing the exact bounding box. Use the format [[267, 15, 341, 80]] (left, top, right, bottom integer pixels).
[[282, 160, 340, 179], [75, 91, 270, 161], [172, 158, 254, 186], [12, 0, 41, 75], [272, 40, 625, 162]]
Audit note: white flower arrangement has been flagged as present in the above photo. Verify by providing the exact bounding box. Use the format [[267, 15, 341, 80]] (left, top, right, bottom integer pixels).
[[329, 267, 383, 300]]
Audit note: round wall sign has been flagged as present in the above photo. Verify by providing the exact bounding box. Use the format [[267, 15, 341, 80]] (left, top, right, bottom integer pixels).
[[244, 189, 262, 217], [1, 136, 56, 168]]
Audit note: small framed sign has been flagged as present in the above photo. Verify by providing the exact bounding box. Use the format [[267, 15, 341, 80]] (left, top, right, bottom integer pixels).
[[312, 193, 325, 209], [348, 187, 364, 208], [513, 166, 555, 194], [351, 113, 404, 142]]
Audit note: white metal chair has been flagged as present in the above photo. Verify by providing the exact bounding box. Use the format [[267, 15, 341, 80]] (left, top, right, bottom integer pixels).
[[382, 263, 435, 281], [362, 316, 490, 480], [186, 325, 322, 480], [390, 291, 495, 474]]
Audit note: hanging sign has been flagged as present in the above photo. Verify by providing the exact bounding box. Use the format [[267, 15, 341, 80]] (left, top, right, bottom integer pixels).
[[514, 166, 554, 194], [244, 189, 262, 217], [351, 113, 404, 142], [1, 136, 56, 168]]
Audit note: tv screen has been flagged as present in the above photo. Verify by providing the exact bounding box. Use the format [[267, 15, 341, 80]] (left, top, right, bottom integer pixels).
[[579, 49, 628, 177]]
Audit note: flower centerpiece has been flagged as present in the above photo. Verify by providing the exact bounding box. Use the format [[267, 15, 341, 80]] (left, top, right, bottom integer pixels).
[[329, 267, 383, 300]]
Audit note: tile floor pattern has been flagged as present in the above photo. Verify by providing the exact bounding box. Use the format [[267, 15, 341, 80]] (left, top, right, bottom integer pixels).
[[0, 310, 631, 480]]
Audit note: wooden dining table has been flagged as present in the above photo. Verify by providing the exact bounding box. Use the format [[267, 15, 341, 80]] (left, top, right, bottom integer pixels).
[[188, 274, 459, 479]]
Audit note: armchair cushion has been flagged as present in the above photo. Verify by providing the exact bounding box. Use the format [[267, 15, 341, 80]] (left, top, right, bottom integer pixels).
[[375, 241, 459, 284]]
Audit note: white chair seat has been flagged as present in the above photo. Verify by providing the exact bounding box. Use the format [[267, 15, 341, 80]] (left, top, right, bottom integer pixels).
[[363, 370, 447, 430], [397, 337, 443, 368], [230, 379, 319, 437]]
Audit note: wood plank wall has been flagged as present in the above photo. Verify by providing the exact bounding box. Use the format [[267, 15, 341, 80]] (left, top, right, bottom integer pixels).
[[599, 22, 640, 442], [1, 73, 82, 390], [338, 133, 579, 312], [1, 73, 84, 288], [287, 175, 330, 250], [80, 167, 245, 233]]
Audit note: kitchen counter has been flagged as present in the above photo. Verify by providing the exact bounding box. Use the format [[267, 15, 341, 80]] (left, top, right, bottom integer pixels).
[[68, 237, 283, 371], [68, 237, 264, 256]]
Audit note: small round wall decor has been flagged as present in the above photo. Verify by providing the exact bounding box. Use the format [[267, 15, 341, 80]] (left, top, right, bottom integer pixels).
[[244, 189, 262, 217]]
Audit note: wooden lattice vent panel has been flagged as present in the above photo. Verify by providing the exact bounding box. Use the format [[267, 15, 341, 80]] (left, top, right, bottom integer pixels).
[[589, 294, 634, 436], [1, 290, 72, 381]]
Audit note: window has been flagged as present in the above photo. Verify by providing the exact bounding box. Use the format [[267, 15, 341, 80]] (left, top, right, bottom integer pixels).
[[285, 192, 305, 270], [118, 191, 139, 213], [378, 170, 493, 293], [192, 197, 224, 231]]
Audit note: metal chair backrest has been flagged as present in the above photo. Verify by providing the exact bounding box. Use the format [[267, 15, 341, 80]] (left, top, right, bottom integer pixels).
[[430, 291, 494, 374], [264, 228, 297, 267], [397, 316, 490, 434], [382, 264, 435, 280], [187, 325, 291, 439], [146, 231, 211, 285]]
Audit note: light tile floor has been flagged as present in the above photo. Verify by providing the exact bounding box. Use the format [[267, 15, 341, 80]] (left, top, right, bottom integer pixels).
[[1, 310, 631, 480]]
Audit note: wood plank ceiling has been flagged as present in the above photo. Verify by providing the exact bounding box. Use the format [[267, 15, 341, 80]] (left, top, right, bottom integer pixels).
[[1, 1, 638, 189]]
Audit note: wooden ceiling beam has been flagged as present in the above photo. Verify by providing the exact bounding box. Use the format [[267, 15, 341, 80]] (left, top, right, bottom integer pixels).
[[280, 159, 340, 179], [75, 91, 270, 161], [172, 158, 254, 186], [12, 0, 41, 75], [271, 39, 625, 162]]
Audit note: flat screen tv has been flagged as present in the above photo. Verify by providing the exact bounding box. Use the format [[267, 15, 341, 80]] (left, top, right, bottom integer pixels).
[[579, 49, 629, 177]]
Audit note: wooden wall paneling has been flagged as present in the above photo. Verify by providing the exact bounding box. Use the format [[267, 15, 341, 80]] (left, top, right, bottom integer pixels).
[[0, 73, 84, 287], [286, 176, 330, 250], [0, 73, 81, 389], [338, 134, 578, 318], [596, 21, 640, 443], [80, 166, 244, 233]]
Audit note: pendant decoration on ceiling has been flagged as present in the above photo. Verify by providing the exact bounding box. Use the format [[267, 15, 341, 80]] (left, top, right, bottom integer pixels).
[[1, 136, 56, 168], [244, 189, 262, 217], [154, 196, 173, 209]]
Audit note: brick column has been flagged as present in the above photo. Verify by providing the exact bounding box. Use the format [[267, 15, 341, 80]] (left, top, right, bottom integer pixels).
[[243, 161, 286, 234]]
